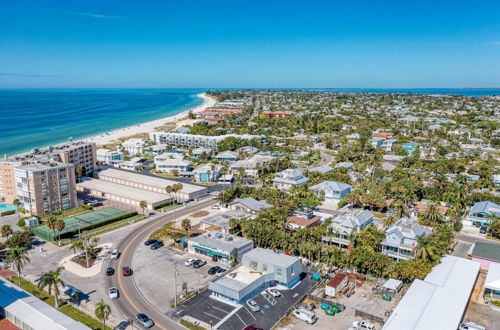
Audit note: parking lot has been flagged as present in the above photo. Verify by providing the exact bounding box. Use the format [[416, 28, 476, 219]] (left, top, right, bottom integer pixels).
[[176, 270, 317, 330], [131, 243, 220, 313]]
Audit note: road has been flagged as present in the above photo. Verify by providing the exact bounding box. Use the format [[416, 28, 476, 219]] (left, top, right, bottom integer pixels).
[[105, 198, 216, 330], [455, 233, 500, 245]]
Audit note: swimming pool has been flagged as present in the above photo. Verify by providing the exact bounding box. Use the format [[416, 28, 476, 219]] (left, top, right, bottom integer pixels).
[[0, 204, 17, 212]]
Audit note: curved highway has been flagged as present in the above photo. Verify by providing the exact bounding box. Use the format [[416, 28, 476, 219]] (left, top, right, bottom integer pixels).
[[105, 198, 216, 330]]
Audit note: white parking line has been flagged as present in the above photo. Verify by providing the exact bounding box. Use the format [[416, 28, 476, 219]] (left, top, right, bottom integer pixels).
[[235, 313, 247, 327], [243, 306, 257, 320], [212, 305, 231, 313], [203, 312, 221, 320]]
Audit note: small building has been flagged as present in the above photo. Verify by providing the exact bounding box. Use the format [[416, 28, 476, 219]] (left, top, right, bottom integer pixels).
[[325, 273, 349, 297], [193, 163, 222, 182], [147, 144, 169, 156], [209, 248, 302, 305], [287, 214, 322, 230], [187, 231, 254, 265], [484, 263, 500, 300], [322, 209, 373, 247], [155, 158, 192, 174], [117, 157, 144, 171], [25, 217, 40, 227], [261, 111, 292, 118], [470, 242, 500, 270], [402, 142, 419, 155], [96, 148, 125, 165], [468, 201, 500, 226], [309, 164, 333, 174], [230, 155, 274, 176], [198, 210, 254, 234], [215, 151, 240, 163], [121, 138, 145, 155], [383, 278, 403, 293], [272, 168, 308, 191], [381, 139, 397, 152], [309, 181, 352, 204], [191, 147, 212, 160], [227, 197, 271, 214], [381, 217, 432, 261]]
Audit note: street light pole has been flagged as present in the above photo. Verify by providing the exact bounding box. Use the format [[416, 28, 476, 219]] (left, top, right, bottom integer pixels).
[[173, 261, 178, 308]]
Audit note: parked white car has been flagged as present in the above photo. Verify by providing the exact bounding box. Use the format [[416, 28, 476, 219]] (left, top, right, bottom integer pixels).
[[110, 249, 119, 260], [292, 308, 317, 324], [458, 322, 486, 330], [352, 321, 375, 330], [184, 258, 196, 266], [246, 299, 260, 312], [108, 287, 119, 300], [267, 288, 281, 297]]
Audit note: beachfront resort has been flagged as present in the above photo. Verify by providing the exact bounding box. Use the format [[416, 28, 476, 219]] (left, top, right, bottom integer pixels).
[[1, 90, 500, 330]]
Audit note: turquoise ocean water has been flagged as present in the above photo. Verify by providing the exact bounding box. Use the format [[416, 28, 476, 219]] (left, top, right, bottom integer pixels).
[[1, 88, 499, 156], [0, 88, 204, 156]]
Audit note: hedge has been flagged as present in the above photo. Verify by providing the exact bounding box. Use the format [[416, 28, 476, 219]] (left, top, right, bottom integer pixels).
[[58, 211, 139, 239], [154, 200, 175, 210], [1, 210, 16, 216]]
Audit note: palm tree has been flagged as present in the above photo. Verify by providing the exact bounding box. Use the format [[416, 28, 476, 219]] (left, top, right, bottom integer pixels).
[[6, 247, 30, 285], [422, 202, 444, 225], [46, 216, 58, 241], [165, 185, 173, 203], [181, 218, 191, 236], [37, 267, 65, 308], [139, 200, 147, 215], [1, 224, 12, 237], [55, 219, 65, 244], [416, 237, 435, 262], [13, 198, 22, 220], [75, 167, 84, 183], [95, 299, 112, 329], [69, 239, 84, 255], [173, 183, 183, 203]]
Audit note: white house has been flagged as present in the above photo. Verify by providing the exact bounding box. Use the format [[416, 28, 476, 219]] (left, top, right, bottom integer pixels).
[[121, 138, 145, 155], [309, 181, 352, 204], [96, 149, 125, 165], [272, 168, 308, 191]]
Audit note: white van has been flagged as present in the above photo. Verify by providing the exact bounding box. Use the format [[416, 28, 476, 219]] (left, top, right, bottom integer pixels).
[[292, 308, 317, 324], [458, 322, 486, 330]]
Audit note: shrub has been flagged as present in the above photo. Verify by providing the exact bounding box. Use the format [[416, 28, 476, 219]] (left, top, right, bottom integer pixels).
[[453, 220, 463, 232], [491, 300, 500, 307], [81, 204, 93, 210], [1, 210, 16, 216], [337, 200, 348, 208], [17, 218, 26, 227]]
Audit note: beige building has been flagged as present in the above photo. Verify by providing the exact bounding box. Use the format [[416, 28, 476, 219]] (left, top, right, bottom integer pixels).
[[15, 163, 77, 216], [0, 160, 27, 203], [53, 141, 96, 174], [95, 168, 208, 201]]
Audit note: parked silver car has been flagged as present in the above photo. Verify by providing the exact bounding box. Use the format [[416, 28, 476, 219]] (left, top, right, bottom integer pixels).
[[246, 299, 260, 312]]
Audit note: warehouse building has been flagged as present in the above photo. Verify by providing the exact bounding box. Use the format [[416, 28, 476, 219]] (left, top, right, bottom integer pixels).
[[94, 168, 207, 201]]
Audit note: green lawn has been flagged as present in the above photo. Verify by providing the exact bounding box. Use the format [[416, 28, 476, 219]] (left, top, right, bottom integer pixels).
[[9, 276, 111, 330]]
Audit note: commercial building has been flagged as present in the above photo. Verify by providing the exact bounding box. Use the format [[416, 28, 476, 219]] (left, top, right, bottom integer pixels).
[[209, 248, 302, 305], [0, 276, 90, 330], [15, 163, 77, 216], [187, 231, 254, 265], [76, 178, 171, 210], [382, 256, 480, 330], [95, 168, 207, 201], [96, 148, 125, 165]]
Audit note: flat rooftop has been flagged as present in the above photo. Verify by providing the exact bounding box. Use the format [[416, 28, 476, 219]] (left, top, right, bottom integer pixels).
[[77, 178, 170, 204], [97, 168, 206, 194], [213, 266, 264, 291], [189, 231, 253, 252]]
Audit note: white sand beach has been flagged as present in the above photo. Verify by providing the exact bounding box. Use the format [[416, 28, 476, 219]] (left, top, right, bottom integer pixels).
[[83, 93, 216, 146]]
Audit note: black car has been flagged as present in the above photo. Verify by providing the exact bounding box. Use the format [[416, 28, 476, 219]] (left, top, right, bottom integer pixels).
[[150, 241, 164, 250], [193, 259, 207, 269], [208, 266, 221, 275], [480, 225, 488, 234], [105, 267, 115, 276], [144, 239, 157, 246], [113, 321, 130, 330]]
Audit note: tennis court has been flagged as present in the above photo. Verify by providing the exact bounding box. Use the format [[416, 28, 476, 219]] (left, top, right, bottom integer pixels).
[[32, 207, 132, 241]]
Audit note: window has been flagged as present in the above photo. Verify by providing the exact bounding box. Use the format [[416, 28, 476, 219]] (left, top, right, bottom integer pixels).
[[262, 264, 268, 272], [276, 268, 283, 277], [250, 261, 258, 270]]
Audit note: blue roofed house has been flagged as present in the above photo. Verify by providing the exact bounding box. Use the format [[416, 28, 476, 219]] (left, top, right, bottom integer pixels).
[[322, 209, 374, 247], [402, 142, 419, 155], [381, 217, 433, 261], [309, 181, 352, 204], [468, 201, 500, 226], [272, 168, 309, 191], [209, 248, 303, 305]]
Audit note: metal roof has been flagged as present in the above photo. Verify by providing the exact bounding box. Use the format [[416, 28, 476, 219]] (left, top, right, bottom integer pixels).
[[243, 248, 299, 269], [471, 242, 500, 262], [382, 256, 480, 330]]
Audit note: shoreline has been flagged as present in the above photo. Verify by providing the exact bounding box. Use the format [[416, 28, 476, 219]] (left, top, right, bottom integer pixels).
[[82, 93, 216, 146]]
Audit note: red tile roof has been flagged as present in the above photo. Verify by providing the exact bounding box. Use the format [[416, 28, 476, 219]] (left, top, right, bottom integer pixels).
[[0, 318, 20, 330], [372, 132, 394, 138], [287, 215, 321, 228], [327, 273, 348, 288]]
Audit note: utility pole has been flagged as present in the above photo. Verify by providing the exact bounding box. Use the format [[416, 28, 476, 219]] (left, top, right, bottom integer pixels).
[[173, 261, 178, 308]]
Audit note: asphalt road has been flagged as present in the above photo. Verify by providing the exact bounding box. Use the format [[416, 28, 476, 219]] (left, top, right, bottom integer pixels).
[[105, 197, 216, 330], [455, 233, 500, 245]]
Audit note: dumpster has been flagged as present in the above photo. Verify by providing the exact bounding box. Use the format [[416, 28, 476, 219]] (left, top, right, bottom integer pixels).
[[311, 273, 321, 281], [320, 303, 331, 310], [325, 308, 336, 316]]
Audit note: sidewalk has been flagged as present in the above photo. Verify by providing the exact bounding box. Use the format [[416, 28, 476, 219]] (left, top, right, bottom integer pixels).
[[60, 243, 113, 278]]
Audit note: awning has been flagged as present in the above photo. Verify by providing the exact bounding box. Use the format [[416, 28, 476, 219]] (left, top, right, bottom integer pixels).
[[192, 245, 229, 258]]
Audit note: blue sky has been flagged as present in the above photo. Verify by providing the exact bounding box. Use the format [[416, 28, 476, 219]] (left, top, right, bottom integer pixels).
[[1, 0, 500, 88]]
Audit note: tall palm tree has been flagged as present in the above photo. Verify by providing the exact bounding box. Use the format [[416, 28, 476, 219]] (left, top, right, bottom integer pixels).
[[6, 247, 30, 285], [139, 200, 147, 215], [422, 202, 444, 225], [55, 218, 65, 244], [13, 198, 22, 220], [416, 237, 435, 262], [37, 266, 65, 308], [165, 185, 173, 203], [95, 299, 112, 329], [46, 216, 58, 241], [181, 218, 191, 236]]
